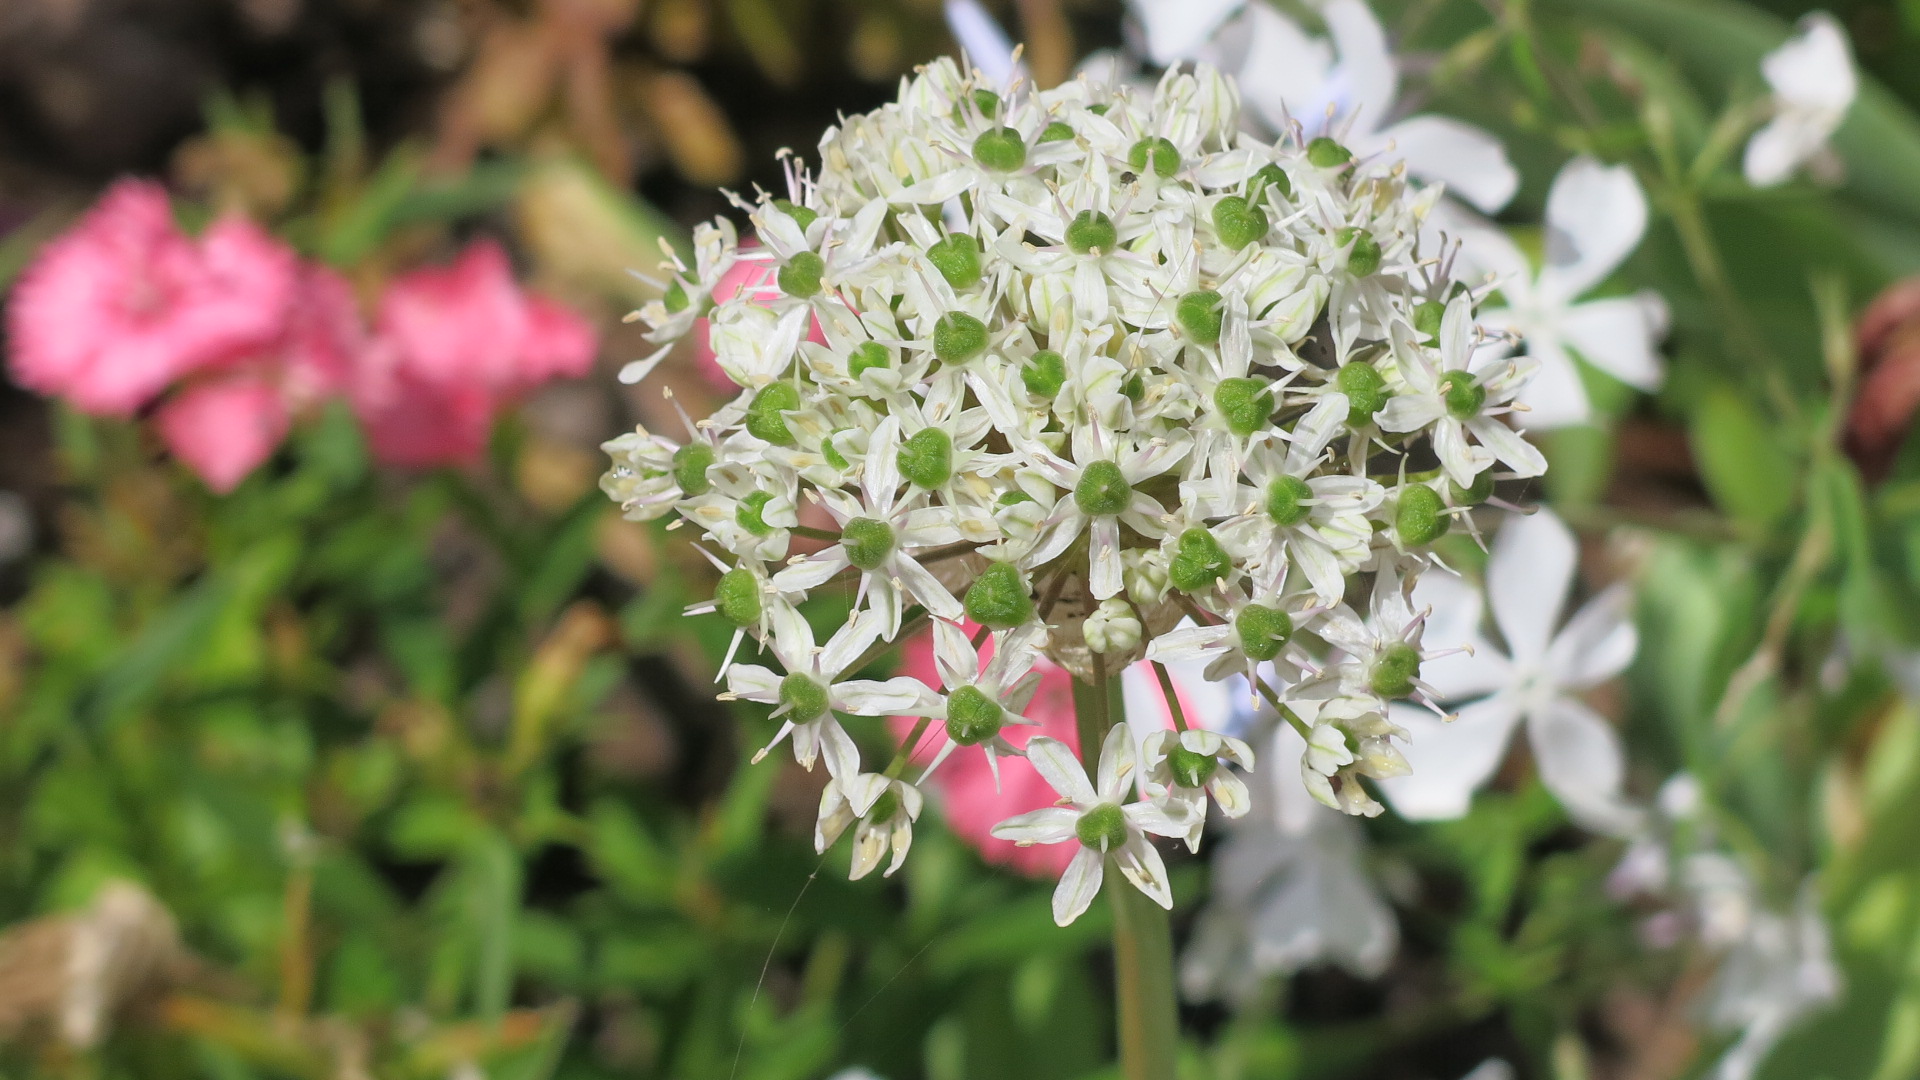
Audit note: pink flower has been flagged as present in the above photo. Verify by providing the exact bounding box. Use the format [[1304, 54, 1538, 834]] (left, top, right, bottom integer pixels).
[[7, 180, 295, 415], [691, 251, 825, 393], [352, 241, 597, 467], [153, 265, 366, 492]]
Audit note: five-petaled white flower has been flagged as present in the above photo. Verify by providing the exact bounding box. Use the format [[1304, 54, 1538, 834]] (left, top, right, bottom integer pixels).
[[1744, 12, 1857, 188], [1464, 156, 1669, 430], [1379, 508, 1643, 835], [1125, 0, 1519, 212], [992, 724, 1193, 926]]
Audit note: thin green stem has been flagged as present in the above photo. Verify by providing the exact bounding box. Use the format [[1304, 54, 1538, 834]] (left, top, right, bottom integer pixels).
[[1071, 661, 1178, 1080], [886, 716, 933, 779], [1254, 679, 1314, 743], [790, 525, 841, 541], [1152, 662, 1189, 732]]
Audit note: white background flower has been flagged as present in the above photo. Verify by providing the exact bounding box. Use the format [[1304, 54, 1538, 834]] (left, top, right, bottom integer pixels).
[[1126, 0, 1519, 212], [1460, 156, 1669, 430], [1379, 508, 1643, 835], [1744, 12, 1857, 188]]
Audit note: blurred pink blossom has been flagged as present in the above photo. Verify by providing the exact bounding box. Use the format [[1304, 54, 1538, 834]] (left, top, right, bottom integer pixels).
[[152, 266, 365, 492], [7, 180, 295, 415], [351, 240, 597, 466]]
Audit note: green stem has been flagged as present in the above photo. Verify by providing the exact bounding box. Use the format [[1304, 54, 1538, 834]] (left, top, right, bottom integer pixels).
[[1071, 663, 1179, 1080]]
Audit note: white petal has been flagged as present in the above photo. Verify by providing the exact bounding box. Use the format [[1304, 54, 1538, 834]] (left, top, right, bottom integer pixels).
[[1547, 583, 1637, 689], [864, 416, 902, 504], [1208, 771, 1252, 817], [893, 554, 966, 620], [1374, 115, 1518, 212], [1763, 12, 1857, 113], [1527, 697, 1642, 836], [1053, 846, 1106, 926], [1025, 735, 1098, 805], [1097, 721, 1137, 803], [1124, 798, 1195, 838], [1559, 293, 1668, 391], [1487, 507, 1576, 666], [1321, 0, 1397, 139], [726, 664, 782, 703], [1377, 697, 1522, 821], [818, 720, 862, 781], [991, 806, 1079, 844], [771, 549, 851, 593], [833, 676, 939, 716], [945, 0, 1019, 83], [932, 619, 977, 692], [1538, 156, 1647, 302], [1514, 338, 1593, 431], [1114, 834, 1174, 910], [1467, 417, 1545, 479], [1127, 0, 1245, 65], [1090, 516, 1124, 600]]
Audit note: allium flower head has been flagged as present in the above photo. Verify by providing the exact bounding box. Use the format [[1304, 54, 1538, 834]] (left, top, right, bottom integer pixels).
[[606, 56, 1541, 915]]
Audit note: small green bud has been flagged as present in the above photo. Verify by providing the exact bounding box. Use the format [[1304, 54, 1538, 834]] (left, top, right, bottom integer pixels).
[[663, 278, 690, 313], [1066, 210, 1118, 255], [842, 517, 895, 570], [1074, 460, 1131, 516], [1449, 470, 1495, 506], [779, 672, 831, 721], [897, 428, 953, 489], [972, 89, 1001, 116], [933, 311, 990, 364], [1074, 803, 1128, 850], [1414, 300, 1445, 341], [996, 490, 1035, 506], [1248, 163, 1292, 203], [1212, 196, 1270, 251], [1307, 137, 1353, 168], [867, 787, 901, 823], [1370, 642, 1422, 698], [773, 199, 817, 232], [1265, 474, 1313, 527], [1234, 604, 1294, 662], [1168, 745, 1219, 788], [945, 685, 1005, 745], [1127, 136, 1180, 178], [821, 434, 849, 471], [1168, 527, 1232, 593], [1395, 485, 1450, 546], [1336, 227, 1381, 276], [1214, 377, 1274, 437], [1176, 290, 1224, 345], [926, 234, 982, 290], [1087, 103, 1111, 116], [1336, 362, 1389, 427], [1039, 120, 1075, 142], [1440, 370, 1486, 420], [672, 442, 714, 496], [746, 382, 801, 446], [965, 562, 1034, 629], [849, 341, 890, 378], [736, 491, 777, 536], [972, 126, 1027, 172], [714, 568, 761, 628], [778, 251, 825, 297], [1023, 349, 1067, 397]]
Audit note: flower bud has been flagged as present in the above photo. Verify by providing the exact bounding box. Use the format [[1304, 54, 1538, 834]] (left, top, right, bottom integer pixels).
[[1083, 598, 1142, 654]]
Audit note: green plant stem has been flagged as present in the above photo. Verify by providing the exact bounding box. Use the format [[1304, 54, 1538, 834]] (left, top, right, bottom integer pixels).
[[1071, 661, 1179, 1080]]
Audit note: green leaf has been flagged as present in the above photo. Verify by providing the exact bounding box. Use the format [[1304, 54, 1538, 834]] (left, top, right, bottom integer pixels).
[[1691, 386, 1797, 533]]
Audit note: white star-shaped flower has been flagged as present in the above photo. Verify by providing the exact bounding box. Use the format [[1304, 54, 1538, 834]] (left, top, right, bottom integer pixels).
[[991, 724, 1193, 926], [1460, 156, 1668, 430], [1744, 13, 1856, 188], [1378, 508, 1643, 835]]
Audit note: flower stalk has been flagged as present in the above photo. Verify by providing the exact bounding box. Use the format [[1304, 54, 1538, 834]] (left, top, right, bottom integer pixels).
[[1072, 669, 1179, 1080]]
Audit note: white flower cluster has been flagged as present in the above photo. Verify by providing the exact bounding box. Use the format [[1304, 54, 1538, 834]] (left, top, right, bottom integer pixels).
[[602, 56, 1544, 922]]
